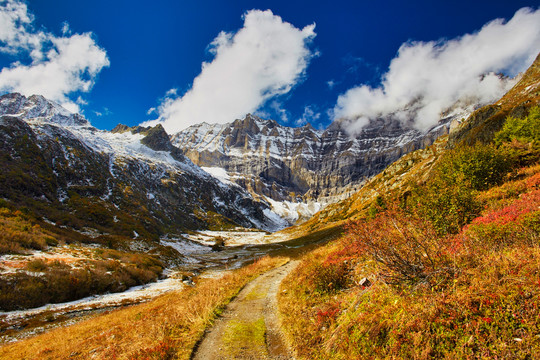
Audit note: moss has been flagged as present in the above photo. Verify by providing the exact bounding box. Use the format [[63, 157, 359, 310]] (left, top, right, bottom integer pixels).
[[222, 318, 267, 358]]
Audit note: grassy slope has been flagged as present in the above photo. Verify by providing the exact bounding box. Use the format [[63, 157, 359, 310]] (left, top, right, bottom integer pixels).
[[0, 256, 288, 360], [278, 55, 540, 359]]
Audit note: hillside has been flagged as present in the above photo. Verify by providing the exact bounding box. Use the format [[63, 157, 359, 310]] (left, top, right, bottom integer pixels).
[[297, 53, 540, 235], [277, 56, 540, 358]]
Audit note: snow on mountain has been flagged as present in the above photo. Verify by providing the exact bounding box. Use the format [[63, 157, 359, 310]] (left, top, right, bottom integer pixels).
[[0, 93, 287, 232], [171, 111, 471, 223]]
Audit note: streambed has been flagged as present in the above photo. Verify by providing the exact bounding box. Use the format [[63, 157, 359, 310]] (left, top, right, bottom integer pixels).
[[0, 227, 337, 343]]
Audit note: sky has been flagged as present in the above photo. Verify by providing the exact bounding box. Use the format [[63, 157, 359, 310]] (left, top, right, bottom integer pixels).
[[0, 0, 539, 134]]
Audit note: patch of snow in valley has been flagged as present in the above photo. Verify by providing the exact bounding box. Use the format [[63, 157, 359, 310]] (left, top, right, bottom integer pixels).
[[183, 229, 292, 246], [161, 238, 212, 255]]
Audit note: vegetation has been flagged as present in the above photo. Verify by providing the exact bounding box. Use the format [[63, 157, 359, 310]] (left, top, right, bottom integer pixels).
[[0, 256, 287, 360], [222, 318, 267, 358], [0, 249, 164, 311], [0, 207, 58, 254], [279, 108, 540, 359]]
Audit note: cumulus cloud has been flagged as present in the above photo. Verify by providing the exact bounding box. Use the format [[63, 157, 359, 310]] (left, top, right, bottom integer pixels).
[[0, 0, 109, 112], [333, 7, 540, 132], [145, 9, 316, 133]]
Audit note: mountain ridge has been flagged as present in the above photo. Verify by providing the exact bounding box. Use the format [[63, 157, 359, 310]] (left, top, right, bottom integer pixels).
[[171, 107, 472, 223], [0, 93, 287, 236]]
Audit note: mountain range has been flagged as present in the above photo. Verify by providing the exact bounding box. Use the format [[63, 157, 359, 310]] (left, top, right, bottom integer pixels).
[[0, 91, 478, 234], [0, 54, 538, 247]]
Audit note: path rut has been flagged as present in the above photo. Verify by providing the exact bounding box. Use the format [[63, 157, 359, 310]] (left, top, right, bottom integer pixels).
[[192, 260, 298, 360]]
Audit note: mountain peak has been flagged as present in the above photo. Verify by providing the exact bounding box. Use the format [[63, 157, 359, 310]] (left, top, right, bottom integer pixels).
[[0, 93, 90, 127]]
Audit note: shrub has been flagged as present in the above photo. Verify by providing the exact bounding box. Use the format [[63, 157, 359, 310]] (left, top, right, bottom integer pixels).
[[438, 143, 513, 191], [309, 259, 352, 294], [410, 174, 481, 235], [347, 209, 456, 287], [409, 143, 514, 235], [463, 189, 540, 250], [494, 105, 540, 147], [26, 259, 48, 272]]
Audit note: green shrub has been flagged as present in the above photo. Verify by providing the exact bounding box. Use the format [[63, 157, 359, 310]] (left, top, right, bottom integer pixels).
[[438, 143, 513, 191], [409, 142, 515, 235], [494, 106, 540, 146], [410, 174, 481, 235]]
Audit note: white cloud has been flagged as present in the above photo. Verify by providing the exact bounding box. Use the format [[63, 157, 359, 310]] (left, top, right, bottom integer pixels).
[[333, 7, 540, 132], [327, 79, 337, 90], [0, 0, 109, 112], [145, 9, 316, 133], [295, 105, 320, 126]]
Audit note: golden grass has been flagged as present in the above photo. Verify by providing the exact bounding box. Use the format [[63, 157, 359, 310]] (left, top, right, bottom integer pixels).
[[278, 162, 540, 359], [0, 208, 57, 254], [0, 256, 288, 360]]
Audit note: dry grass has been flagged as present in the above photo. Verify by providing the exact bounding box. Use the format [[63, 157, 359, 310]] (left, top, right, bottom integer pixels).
[[0, 256, 288, 360], [278, 161, 540, 359], [0, 208, 57, 254]]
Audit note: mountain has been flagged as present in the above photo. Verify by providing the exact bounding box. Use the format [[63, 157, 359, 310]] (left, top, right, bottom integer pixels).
[[171, 108, 472, 223], [0, 93, 287, 239], [296, 53, 540, 235], [449, 52, 540, 146]]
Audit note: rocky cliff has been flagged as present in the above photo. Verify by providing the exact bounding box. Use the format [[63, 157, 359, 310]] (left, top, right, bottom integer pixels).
[[171, 111, 468, 219]]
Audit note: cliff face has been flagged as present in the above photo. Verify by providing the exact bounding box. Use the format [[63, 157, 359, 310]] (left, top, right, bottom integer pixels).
[[172, 113, 458, 208]]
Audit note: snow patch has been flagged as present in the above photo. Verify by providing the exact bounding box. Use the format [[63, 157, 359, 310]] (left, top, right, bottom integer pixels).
[[201, 166, 233, 185]]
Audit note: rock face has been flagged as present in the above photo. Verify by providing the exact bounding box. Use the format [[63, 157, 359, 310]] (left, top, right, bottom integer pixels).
[[0, 93, 287, 236], [171, 113, 460, 207]]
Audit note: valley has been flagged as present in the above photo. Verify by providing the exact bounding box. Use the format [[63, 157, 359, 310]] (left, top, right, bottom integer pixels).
[[0, 28, 538, 360]]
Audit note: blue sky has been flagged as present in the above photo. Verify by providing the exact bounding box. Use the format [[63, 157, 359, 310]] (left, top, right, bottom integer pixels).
[[0, 0, 539, 132]]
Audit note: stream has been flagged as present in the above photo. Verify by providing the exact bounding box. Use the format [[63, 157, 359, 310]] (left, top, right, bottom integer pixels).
[[0, 227, 340, 343]]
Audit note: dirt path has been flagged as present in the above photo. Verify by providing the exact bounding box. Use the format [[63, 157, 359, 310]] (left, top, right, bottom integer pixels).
[[192, 260, 298, 360]]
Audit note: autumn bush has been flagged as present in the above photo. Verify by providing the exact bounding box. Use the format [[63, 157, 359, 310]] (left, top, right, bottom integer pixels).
[[308, 258, 352, 294], [347, 208, 457, 287], [463, 188, 540, 250]]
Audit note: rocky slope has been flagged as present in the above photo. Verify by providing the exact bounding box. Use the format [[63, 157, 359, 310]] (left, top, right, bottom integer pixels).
[[0, 93, 287, 239], [171, 109, 471, 222], [296, 53, 540, 235], [449, 52, 540, 146]]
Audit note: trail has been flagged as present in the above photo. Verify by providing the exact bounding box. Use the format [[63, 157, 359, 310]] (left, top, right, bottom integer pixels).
[[192, 260, 298, 360]]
